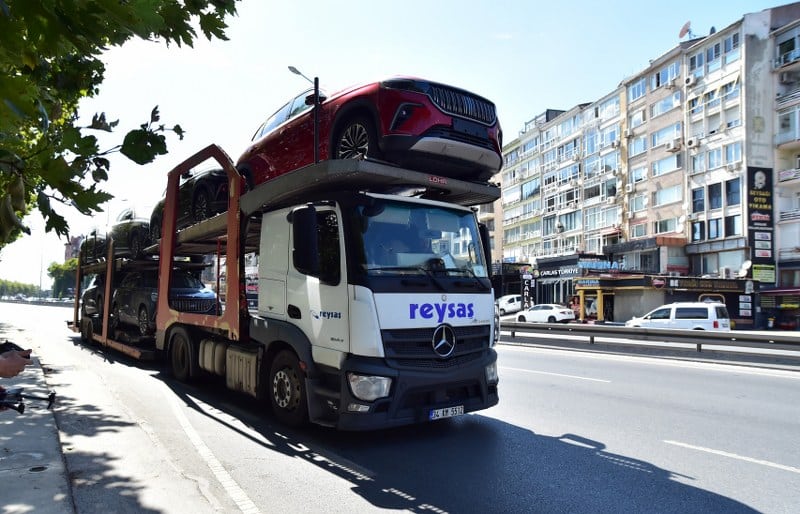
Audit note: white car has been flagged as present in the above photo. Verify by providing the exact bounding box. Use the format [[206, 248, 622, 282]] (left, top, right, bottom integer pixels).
[[625, 301, 731, 331], [495, 294, 523, 315], [517, 304, 576, 323]]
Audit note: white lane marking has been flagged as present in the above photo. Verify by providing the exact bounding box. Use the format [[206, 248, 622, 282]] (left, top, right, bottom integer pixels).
[[499, 345, 800, 380], [501, 366, 611, 383], [169, 394, 261, 514], [664, 440, 800, 475]]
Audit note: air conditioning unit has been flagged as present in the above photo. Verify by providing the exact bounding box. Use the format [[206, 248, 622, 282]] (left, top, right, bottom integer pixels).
[[726, 163, 740, 172], [687, 212, 698, 221], [606, 197, 615, 205], [532, 209, 541, 216], [569, 179, 578, 187], [685, 75, 696, 87], [668, 271, 681, 277], [610, 140, 620, 149], [624, 211, 632, 219], [780, 71, 795, 84], [625, 183, 634, 193], [567, 201, 576, 209], [625, 128, 634, 138], [686, 138, 697, 148], [719, 266, 732, 279], [667, 77, 678, 89], [666, 139, 681, 152]]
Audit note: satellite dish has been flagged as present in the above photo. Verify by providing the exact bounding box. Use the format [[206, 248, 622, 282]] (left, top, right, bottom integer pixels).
[[675, 223, 684, 233], [679, 214, 687, 223], [741, 260, 752, 270], [679, 21, 691, 39]]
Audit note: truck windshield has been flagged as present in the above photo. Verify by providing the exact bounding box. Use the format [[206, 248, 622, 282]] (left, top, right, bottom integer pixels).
[[358, 199, 488, 278]]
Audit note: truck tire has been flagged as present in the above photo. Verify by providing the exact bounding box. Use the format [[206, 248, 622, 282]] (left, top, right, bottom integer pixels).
[[170, 327, 196, 382], [80, 317, 92, 343], [268, 350, 308, 427]]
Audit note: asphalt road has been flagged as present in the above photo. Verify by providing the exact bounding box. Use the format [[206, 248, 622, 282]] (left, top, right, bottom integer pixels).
[[4, 303, 799, 513]]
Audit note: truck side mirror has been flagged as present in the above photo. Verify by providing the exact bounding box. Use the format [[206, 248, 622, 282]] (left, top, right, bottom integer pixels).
[[291, 205, 320, 277]]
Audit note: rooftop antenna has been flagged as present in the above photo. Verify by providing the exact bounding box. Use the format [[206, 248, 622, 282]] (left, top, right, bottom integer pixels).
[[679, 21, 694, 39]]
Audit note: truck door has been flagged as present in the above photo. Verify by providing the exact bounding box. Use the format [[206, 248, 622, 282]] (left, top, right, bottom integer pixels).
[[287, 207, 349, 354]]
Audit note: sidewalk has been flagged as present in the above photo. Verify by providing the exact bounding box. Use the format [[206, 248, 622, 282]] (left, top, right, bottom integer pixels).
[[0, 354, 73, 513]]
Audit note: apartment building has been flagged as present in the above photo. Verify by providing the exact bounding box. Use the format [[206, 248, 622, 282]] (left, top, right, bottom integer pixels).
[[497, 2, 800, 328]]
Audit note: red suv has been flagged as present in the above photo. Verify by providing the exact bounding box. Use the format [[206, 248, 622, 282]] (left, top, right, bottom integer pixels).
[[236, 77, 502, 187]]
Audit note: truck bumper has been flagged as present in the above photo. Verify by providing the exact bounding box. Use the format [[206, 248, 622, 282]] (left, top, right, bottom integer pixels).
[[333, 350, 499, 431]]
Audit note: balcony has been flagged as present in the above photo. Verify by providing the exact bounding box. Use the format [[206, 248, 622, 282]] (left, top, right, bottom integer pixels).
[[774, 49, 800, 69], [779, 208, 800, 222], [778, 167, 800, 183], [779, 246, 800, 261], [775, 129, 800, 150]]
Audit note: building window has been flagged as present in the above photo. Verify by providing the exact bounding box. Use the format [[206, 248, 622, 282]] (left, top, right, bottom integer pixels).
[[650, 61, 679, 90], [707, 218, 722, 239], [778, 37, 796, 65], [691, 154, 705, 175], [653, 185, 682, 207], [689, 97, 703, 115], [651, 91, 681, 118], [724, 141, 742, 164], [709, 183, 722, 210], [707, 148, 723, 169], [629, 135, 647, 157], [631, 194, 647, 212], [721, 81, 740, 101], [724, 214, 742, 236], [631, 165, 647, 183], [725, 178, 741, 206], [723, 33, 740, 64], [651, 123, 681, 148], [630, 223, 647, 238], [706, 42, 721, 72], [691, 221, 705, 241], [629, 110, 646, 128], [692, 187, 705, 213], [652, 154, 682, 177], [628, 78, 647, 102], [689, 51, 705, 78], [704, 89, 720, 110], [654, 218, 678, 234]]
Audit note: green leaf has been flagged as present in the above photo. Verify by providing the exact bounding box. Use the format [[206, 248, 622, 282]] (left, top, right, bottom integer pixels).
[[150, 105, 160, 124], [120, 128, 168, 165]]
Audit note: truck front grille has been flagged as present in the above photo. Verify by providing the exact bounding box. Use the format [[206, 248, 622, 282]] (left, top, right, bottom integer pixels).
[[428, 85, 496, 125], [382, 325, 490, 370]]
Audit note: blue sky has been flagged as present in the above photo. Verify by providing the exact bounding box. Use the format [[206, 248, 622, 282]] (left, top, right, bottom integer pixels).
[[0, 0, 783, 288]]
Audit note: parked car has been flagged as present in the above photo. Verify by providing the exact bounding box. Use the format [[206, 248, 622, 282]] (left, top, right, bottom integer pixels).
[[236, 77, 503, 188], [80, 273, 122, 317], [625, 302, 731, 331], [110, 269, 217, 337], [149, 166, 230, 241], [517, 304, 576, 323], [80, 207, 152, 264], [495, 294, 523, 315]]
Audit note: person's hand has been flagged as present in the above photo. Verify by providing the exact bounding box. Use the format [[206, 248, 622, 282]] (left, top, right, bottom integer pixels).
[[0, 350, 33, 378]]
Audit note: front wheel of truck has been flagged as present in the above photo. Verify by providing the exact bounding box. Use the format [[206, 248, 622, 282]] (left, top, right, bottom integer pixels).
[[269, 350, 308, 427]]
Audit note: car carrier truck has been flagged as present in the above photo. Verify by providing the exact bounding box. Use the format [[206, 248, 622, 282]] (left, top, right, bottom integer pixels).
[[70, 144, 500, 430]]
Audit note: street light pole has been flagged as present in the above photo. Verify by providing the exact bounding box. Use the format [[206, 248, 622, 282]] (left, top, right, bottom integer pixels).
[[288, 66, 320, 163]]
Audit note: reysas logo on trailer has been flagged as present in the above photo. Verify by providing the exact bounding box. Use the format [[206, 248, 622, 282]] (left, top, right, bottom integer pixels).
[[409, 301, 474, 323]]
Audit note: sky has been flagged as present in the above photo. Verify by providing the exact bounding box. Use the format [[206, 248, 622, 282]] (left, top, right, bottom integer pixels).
[[0, 0, 783, 289]]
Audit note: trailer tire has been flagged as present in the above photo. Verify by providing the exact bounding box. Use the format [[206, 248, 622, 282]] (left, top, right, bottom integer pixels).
[[268, 350, 308, 427], [170, 327, 196, 382]]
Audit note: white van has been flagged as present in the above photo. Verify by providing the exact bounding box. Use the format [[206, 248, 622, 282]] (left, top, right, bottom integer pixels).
[[495, 294, 523, 315], [625, 302, 731, 331]]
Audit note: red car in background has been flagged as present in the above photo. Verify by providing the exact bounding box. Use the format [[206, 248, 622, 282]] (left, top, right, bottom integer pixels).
[[236, 77, 502, 187]]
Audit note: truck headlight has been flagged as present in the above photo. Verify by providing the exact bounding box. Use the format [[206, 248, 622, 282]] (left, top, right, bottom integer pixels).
[[347, 373, 392, 402], [485, 361, 498, 384]]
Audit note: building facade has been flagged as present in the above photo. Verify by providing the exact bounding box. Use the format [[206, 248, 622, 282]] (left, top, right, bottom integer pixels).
[[497, 3, 800, 329]]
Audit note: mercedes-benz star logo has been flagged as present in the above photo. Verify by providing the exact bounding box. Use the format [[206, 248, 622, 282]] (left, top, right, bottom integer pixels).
[[432, 324, 457, 358]]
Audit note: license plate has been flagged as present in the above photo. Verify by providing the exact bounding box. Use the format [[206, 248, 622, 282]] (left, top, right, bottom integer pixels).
[[452, 118, 488, 138], [429, 405, 464, 420]]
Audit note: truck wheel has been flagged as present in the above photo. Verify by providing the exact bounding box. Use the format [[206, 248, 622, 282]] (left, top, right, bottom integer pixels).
[[110, 303, 120, 333], [129, 231, 146, 259], [334, 116, 382, 161], [170, 328, 196, 382], [269, 350, 308, 427]]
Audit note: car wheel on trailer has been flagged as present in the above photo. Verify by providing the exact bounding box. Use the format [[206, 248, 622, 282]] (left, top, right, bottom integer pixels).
[[150, 212, 162, 241], [547, 316, 556, 323], [334, 115, 382, 161], [129, 231, 145, 259], [137, 306, 150, 337], [192, 188, 211, 223], [517, 315, 525, 322], [110, 303, 120, 333], [269, 350, 308, 427]]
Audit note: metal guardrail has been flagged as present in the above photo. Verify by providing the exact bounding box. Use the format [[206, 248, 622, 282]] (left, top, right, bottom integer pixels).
[[503, 321, 800, 355]]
